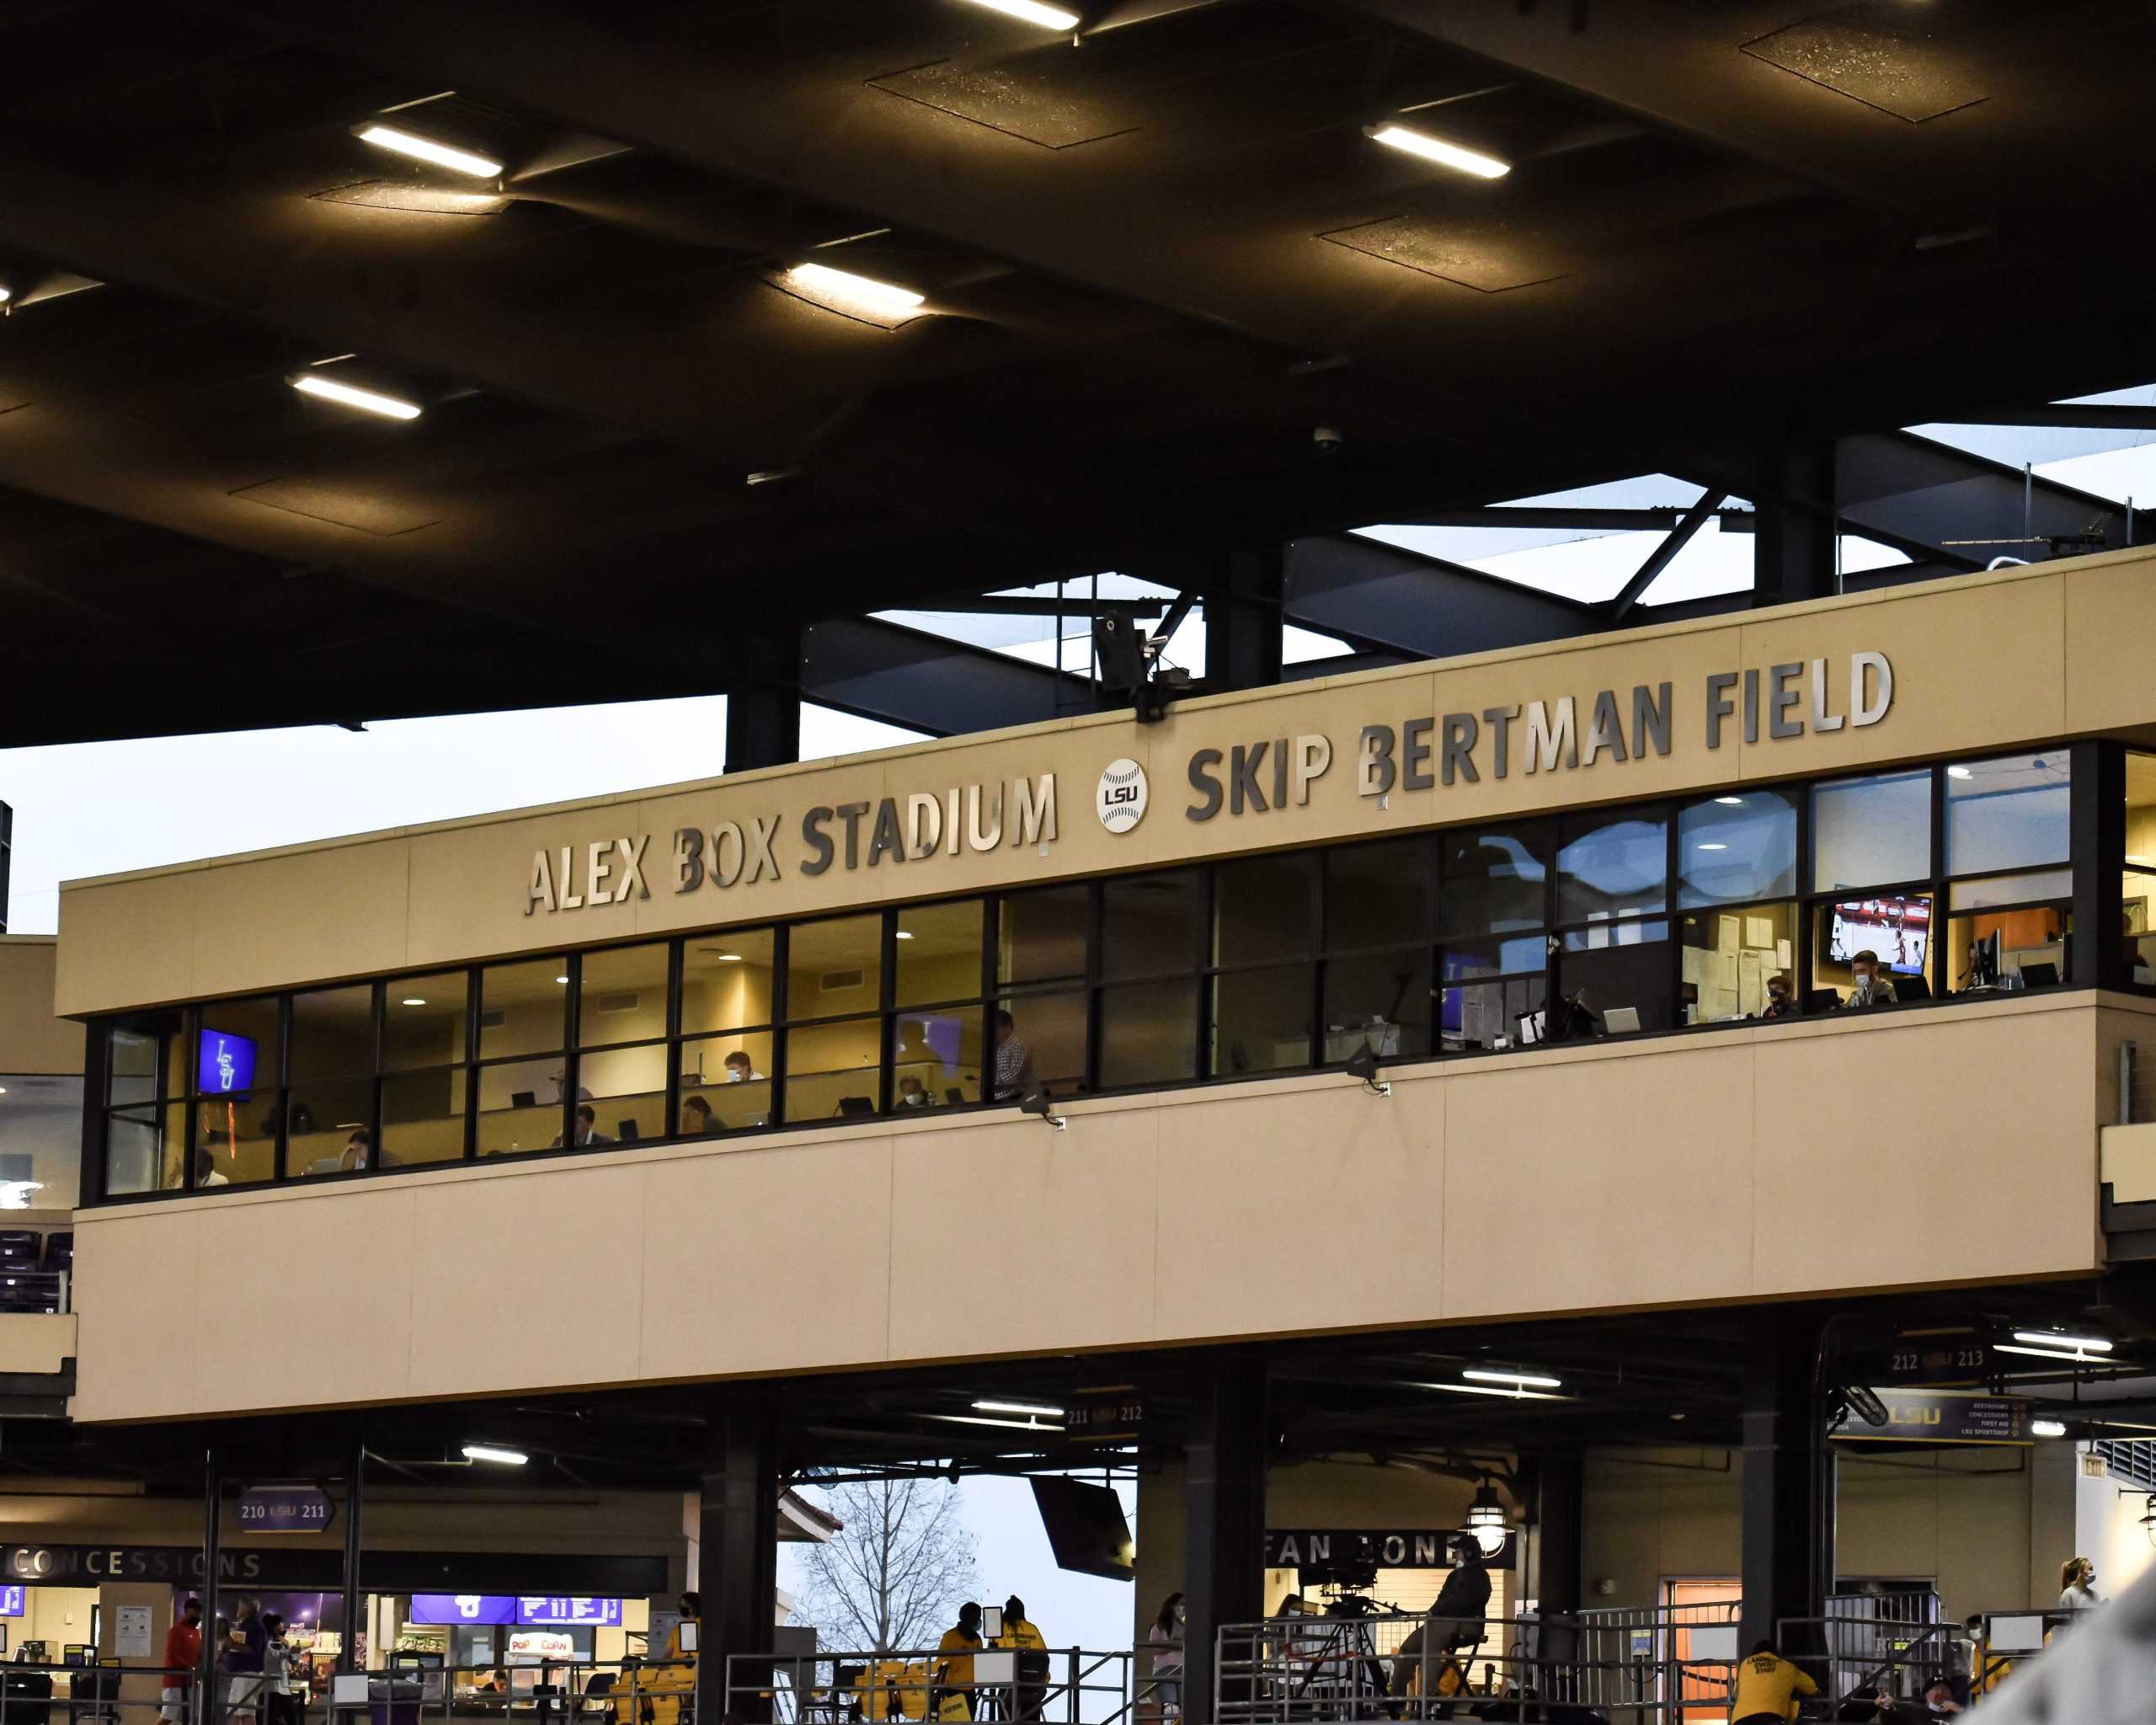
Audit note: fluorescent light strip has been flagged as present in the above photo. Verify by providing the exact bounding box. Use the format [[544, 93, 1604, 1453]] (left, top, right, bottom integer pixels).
[[1461, 1368, 1563, 1390], [786, 263, 926, 318], [291, 373, 423, 421], [1995, 1343, 2115, 1365], [2014, 1330, 2112, 1353], [973, 1398, 1065, 1418], [357, 124, 503, 180], [928, 1413, 1066, 1432], [959, 0, 1082, 28], [1421, 1381, 1569, 1402], [1367, 124, 1510, 180], [461, 1443, 528, 1466], [2031, 1419, 2068, 1439]]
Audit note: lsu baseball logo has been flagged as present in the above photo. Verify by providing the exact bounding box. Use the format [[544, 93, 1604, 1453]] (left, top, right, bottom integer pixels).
[[1096, 758, 1148, 833]]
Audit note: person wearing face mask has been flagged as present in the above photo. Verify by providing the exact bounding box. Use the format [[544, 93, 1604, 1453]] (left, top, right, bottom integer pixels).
[[1842, 949, 1899, 1010], [1759, 975, 1799, 1020], [1147, 1594, 1185, 1722], [2058, 1557, 2101, 1610]]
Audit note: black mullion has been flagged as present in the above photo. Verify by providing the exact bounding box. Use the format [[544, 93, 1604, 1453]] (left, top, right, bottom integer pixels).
[[82, 1021, 111, 1204], [771, 924, 791, 1126], [562, 951, 581, 1150], [183, 1006, 200, 1189], [1928, 764, 1948, 996], [275, 992, 295, 1183], [1667, 800, 1684, 1027], [1303, 849, 1323, 1070], [878, 911, 898, 1115], [462, 966, 479, 1163], [1083, 879, 1103, 1095], [1197, 862, 1217, 1080], [664, 939, 684, 1140], [1796, 779, 1815, 1011], [364, 980, 385, 1178]]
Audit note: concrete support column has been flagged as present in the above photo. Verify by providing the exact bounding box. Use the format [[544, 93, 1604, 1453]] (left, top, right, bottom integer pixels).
[[1203, 548, 1284, 694], [1530, 1446, 1584, 1658], [697, 1397, 779, 1724], [723, 628, 803, 773], [1753, 442, 1837, 609], [1740, 1308, 1833, 1653], [1182, 1354, 1267, 1725]]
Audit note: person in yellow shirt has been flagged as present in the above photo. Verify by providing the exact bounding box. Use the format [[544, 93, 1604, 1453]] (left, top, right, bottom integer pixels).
[[934, 1603, 985, 1722], [1730, 1640, 1818, 1725], [996, 1597, 1047, 1721]]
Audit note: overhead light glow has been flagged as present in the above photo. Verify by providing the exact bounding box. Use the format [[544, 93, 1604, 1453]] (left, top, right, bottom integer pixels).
[[2014, 1330, 2113, 1353], [2031, 1418, 2068, 1439], [1423, 1381, 1568, 1402], [1465, 1481, 1508, 1554], [554, 975, 569, 985], [1714, 797, 1745, 806], [958, 0, 1081, 27], [461, 1443, 528, 1466], [1947, 765, 1974, 780], [896, 931, 915, 940], [1366, 123, 1511, 180], [930, 1413, 1066, 1432], [1463, 1367, 1563, 1389], [716, 953, 743, 963], [400, 997, 428, 1007], [1997, 1343, 2114, 1365], [1697, 843, 1727, 851], [290, 372, 423, 421], [972, 1398, 1065, 1418], [0, 1182, 43, 1211], [0, 287, 11, 306], [357, 123, 503, 180], [786, 263, 926, 318]]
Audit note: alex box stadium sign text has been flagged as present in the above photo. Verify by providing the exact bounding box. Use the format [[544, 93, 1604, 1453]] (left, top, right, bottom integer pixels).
[[523, 651, 1893, 915]]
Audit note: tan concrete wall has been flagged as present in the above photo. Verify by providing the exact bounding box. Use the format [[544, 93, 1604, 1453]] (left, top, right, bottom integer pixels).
[[0, 1314, 76, 1375], [53, 552, 2156, 1018], [0, 940, 83, 1075], [71, 991, 2108, 1423]]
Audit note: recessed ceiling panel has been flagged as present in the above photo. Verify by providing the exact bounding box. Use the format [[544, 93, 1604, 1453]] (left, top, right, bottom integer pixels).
[[1742, 8, 1988, 123], [230, 478, 442, 536], [1318, 216, 1567, 294], [869, 59, 1139, 149]]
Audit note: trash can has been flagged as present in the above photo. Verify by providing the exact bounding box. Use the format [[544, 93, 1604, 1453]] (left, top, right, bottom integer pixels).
[[366, 1679, 422, 1725]]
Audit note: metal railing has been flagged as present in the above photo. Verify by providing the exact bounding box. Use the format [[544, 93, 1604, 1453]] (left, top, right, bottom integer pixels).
[[1214, 1611, 1737, 1725], [724, 1648, 1140, 1725], [1779, 1590, 1944, 1703]]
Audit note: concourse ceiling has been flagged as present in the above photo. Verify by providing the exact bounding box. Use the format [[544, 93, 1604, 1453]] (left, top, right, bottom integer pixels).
[[2, 0, 2153, 743]]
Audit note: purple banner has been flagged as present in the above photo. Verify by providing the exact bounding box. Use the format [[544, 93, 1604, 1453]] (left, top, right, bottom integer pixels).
[[409, 1596, 518, 1626], [518, 1598, 622, 1626]]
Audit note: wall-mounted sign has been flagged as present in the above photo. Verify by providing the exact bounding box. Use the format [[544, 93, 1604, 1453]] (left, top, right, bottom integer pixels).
[[408, 1596, 519, 1626], [1065, 1396, 1144, 1443], [237, 1484, 335, 1535], [0, 1546, 664, 1594], [517, 651, 1897, 912], [196, 1028, 258, 1095], [408, 1596, 622, 1628], [1264, 1528, 1518, 1572], [1095, 759, 1148, 834], [113, 1605, 152, 1658], [1835, 1390, 2031, 1445], [1855, 1336, 1995, 1387]]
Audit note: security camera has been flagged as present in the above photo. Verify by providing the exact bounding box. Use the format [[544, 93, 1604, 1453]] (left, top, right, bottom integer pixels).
[[1312, 425, 1344, 453]]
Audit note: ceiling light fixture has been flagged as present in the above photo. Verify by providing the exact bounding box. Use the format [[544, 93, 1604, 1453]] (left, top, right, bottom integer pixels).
[[356, 123, 503, 181], [1947, 766, 1974, 781], [1365, 123, 1511, 180], [958, 0, 1082, 28], [2014, 1330, 2113, 1353], [2031, 1418, 2068, 1439], [1697, 842, 1727, 851], [0, 286, 11, 308], [928, 1413, 1067, 1433], [461, 1443, 528, 1466], [554, 975, 569, 985], [715, 953, 743, 963], [786, 263, 926, 319], [289, 372, 424, 421], [1996, 1343, 2114, 1365], [1462, 1367, 1563, 1390], [400, 997, 428, 1007], [896, 931, 915, 940], [1422, 1381, 1568, 1402], [1714, 797, 1745, 806], [973, 1398, 1065, 1418], [1465, 1480, 1508, 1554]]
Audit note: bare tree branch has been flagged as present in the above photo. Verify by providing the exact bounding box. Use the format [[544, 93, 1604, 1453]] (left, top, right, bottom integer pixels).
[[794, 1479, 981, 1653]]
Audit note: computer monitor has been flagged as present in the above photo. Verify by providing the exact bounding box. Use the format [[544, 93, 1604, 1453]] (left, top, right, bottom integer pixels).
[[837, 1096, 876, 1117], [1603, 1006, 1641, 1035], [1803, 987, 1841, 1014], [944, 1087, 964, 1105], [510, 1090, 537, 1108], [2020, 961, 2061, 988], [1828, 895, 1931, 975], [616, 1119, 640, 1142]]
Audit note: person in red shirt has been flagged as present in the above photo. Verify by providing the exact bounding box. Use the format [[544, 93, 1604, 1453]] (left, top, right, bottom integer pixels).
[[162, 1599, 204, 1724]]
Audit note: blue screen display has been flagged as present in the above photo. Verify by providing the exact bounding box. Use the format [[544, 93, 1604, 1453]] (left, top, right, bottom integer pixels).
[[196, 1028, 259, 1095]]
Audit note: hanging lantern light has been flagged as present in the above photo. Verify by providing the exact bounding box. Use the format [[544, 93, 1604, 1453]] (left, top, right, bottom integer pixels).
[[1467, 1480, 1508, 1555], [2141, 1494, 2156, 1547]]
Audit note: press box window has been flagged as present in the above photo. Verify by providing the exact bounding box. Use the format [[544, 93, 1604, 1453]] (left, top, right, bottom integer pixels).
[[1945, 752, 2069, 876], [1812, 768, 1931, 892]]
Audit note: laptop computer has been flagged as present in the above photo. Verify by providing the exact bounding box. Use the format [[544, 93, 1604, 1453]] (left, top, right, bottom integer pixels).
[[510, 1089, 536, 1108], [2020, 960, 2060, 988], [616, 1119, 640, 1142], [1603, 1006, 1641, 1034], [837, 1095, 876, 1117]]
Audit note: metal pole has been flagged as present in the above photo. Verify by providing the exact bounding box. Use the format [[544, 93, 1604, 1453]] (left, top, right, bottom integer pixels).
[[339, 1447, 365, 1674], [201, 1455, 221, 1725]]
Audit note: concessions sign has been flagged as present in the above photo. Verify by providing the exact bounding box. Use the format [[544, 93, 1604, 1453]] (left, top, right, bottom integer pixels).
[[1835, 1390, 2031, 1445]]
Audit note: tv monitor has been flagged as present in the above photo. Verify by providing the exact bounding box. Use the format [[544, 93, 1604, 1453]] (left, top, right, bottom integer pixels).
[[196, 1027, 259, 1096], [1828, 895, 1931, 975], [1030, 1477, 1134, 1581]]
